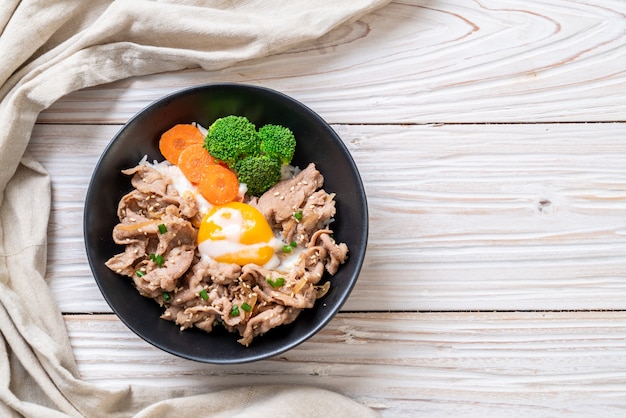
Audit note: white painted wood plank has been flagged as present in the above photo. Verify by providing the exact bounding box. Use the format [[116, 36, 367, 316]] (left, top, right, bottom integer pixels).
[[30, 122, 626, 312], [37, 0, 626, 125], [64, 311, 626, 417], [344, 122, 626, 310]]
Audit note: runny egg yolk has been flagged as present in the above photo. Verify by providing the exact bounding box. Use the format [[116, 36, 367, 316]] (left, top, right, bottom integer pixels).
[[197, 202, 277, 266]]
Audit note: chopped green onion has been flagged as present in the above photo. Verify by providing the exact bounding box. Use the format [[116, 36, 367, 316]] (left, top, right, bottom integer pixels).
[[282, 240, 299, 252], [293, 211, 303, 221], [162, 291, 172, 302], [230, 304, 240, 317], [241, 302, 252, 312], [199, 289, 209, 301], [136, 270, 145, 277], [149, 253, 164, 267], [266, 277, 285, 288], [158, 223, 167, 234]]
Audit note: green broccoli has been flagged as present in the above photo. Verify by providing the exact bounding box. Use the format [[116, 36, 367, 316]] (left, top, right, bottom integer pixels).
[[205, 116, 260, 167], [234, 154, 282, 197], [258, 124, 296, 165]]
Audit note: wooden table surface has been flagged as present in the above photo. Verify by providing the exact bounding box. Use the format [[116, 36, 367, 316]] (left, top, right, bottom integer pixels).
[[29, 1, 626, 416]]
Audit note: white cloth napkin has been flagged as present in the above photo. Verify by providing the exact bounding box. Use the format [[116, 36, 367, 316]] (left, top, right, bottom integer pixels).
[[0, 1, 390, 416]]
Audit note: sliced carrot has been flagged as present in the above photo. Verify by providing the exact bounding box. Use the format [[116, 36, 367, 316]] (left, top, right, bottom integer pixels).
[[197, 165, 239, 205], [178, 143, 217, 184], [158, 124, 205, 164]]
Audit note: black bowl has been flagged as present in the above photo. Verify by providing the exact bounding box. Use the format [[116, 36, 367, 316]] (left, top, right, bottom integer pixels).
[[84, 83, 368, 364]]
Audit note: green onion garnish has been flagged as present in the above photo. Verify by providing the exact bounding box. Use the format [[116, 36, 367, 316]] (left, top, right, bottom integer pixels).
[[136, 270, 145, 277], [149, 253, 164, 267], [199, 289, 208, 301], [282, 240, 298, 253], [293, 211, 303, 221], [241, 302, 252, 312], [162, 292, 172, 302], [230, 304, 240, 317], [266, 277, 285, 288], [158, 223, 167, 234]]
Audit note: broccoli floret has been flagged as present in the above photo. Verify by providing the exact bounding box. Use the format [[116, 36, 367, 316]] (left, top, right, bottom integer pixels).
[[258, 124, 296, 165], [205, 116, 260, 167], [234, 155, 282, 197]]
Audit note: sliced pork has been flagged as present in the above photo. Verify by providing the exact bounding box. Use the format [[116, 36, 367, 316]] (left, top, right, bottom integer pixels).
[[106, 161, 349, 346]]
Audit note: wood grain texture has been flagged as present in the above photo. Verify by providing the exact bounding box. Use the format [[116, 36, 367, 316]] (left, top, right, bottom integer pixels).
[[37, 0, 626, 125], [65, 312, 626, 417], [30, 122, 626, 312], [28, 1, 626, 414]]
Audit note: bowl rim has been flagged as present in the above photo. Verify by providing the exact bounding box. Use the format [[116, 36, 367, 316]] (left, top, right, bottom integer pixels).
[[83, 82, 368, 363]]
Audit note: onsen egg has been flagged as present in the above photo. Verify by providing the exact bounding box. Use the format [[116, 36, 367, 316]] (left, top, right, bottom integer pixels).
[[197, 202, 280, 266]]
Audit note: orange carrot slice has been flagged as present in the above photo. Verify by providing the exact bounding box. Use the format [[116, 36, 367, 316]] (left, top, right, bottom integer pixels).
[[158, 124, 205, 164], [197, 165, 239, 205], [178, 143, 217, 184]]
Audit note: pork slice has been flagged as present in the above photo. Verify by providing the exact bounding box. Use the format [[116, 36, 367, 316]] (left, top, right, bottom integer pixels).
[[241, 264, 316, 309], [282, 189, 337, 244], [190, 257, 241, 286], [123, 164, 170, 196], [106, 214, 197, 293], [118, 164, 198, 222], [117, 190, 153, 223], [237, 305, 302, 347], [287, 246, 327, 285], [255, 163, 323, 224], [181, 305, 222, 331], [299, 190, 335, 230], [104, 241, 146, 276], [310, 229, 349, 275], [194, 319, 216, 333]]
